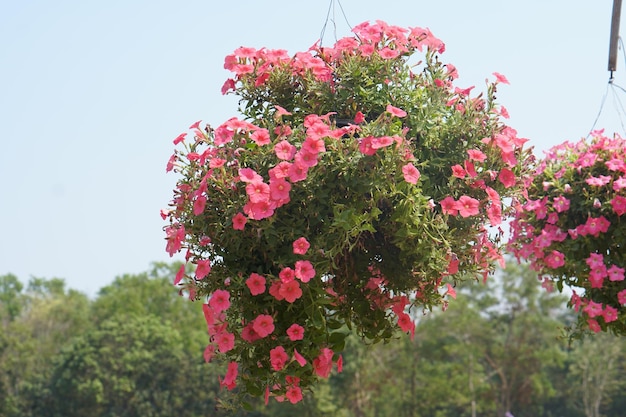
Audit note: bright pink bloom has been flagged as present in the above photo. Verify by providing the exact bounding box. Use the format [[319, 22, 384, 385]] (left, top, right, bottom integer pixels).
[[586, 175, 612, 186], [587, 318, 601, 333], [269, 280, 284, 301], [492, 72, 509, 84], [252, 314, 275, 338], [445, 283, 457, 299], [464, 160, 477, 178], [220, 362, 238, 390], [173, 132, 187, 145], [250, 128, 271, 145], [243, 200, 276, 220], [498, 168, 516, 188], [451, 164, 466, 178], [371, 136, 395, 149], [246, 181, 271, 203], [589, 264, 607, 288], [313, 348, 334, 378], [293, 348, 307, 366], [608, 265, 625, 281], [458, 196, 480, 217], [386, 104, 407, 117], [209, 158, 226, 168], [544, 250, 565, 269], [295, 260, 315, 282], [397, 312, 415, 333], [269, 161, 292, 179], [279, 267, 295, 283], [269, 346, 289, 371], [354, 111, 365, 124], [618, 289, 626, 304], [173, 264, 185, 286], [285, 386, 303, 404], [295, 149, 318, 168], [603, 305, 619, 323], [302, 136, 326, 154], [269, 178, 291, 201], [292, 237, 310, 255], [440, 196, 459, 215], [611, 195, 626, 216], [279, 280, 303, 303], [288, 161, 309, 182], [586, 253, 604, 269], [241, 322, 261, 342], [216, 331, 235, 352], [583, 216, 610, 237], [195, 259, 211, 280], [246, 273, 266, 295], [274, 105, 292, 116], [209, 289, 231, 313], [232, 212, 247, 230], [467, 149, 487, 162], [358, 137, 377, 155], [165, 224, 185, 256], [287, 323, 305, 341], [203, 344, 216, 363], [583, 300, 604, 318], [613, 176, 626, 190], [274, 140, 297, 160], [402, 163, 421, 184], [221, 78, 235, 95], [552, 196, 570, 213], [238, 167, 263, 183]]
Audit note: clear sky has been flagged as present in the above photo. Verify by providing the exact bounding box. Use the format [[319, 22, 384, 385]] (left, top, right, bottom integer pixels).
[[1, 0, 625, 297]]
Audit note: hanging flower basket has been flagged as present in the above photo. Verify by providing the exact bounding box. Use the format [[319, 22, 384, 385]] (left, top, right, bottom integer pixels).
[[509, 130, 626, 336], [163, 20, 532, 403]]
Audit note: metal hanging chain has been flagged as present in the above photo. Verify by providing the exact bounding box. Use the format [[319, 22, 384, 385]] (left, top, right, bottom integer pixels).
[[319, 0, 354, 47]]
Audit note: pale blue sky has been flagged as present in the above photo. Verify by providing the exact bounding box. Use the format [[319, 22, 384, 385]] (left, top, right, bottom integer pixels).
[[1, 0, 625, 297]]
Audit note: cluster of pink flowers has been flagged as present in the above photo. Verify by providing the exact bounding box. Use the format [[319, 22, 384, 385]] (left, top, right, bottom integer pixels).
[[509, 131, 626, 334], [162, 20, 532, 403]]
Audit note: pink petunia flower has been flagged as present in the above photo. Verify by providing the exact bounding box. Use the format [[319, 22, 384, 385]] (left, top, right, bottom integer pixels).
[[274, 140, 297, 160], [498, 168, 516, 188], [220, 362, 238, 391], [313, 348, 334, 378], [215, 331, 235, 353], [246, 181, 271, 203], [250, 128, 271, 146], [440, 196, 459, 215], [610, 195, 626, 216], [269, 178, 291, 201], [386, 104, 407, 117], [552, 196, 570, 213], [458, 195, 480, 217], [279, 280, 303, 303], [288, 161, 309, 182], [269, 346, 289, 371], [238, 167, 263, 183], [246, 273, 266, 295], [603, 305, 619, 323], [279, 267, 295, 283], [232, 212, 247, 230], [252, 314, 275, 338], [285, 386, 303, 404], [544, 250, 565, 269], [451, 164, 466, 178], [618, 289, 626, 305], [608, 265, 625, 282], [402, 163, 421, 184], [286, 323, 305, 341], [295, 260, 316, 282], [292, 237, 310, 255], [209, 289, 231, 313], [195, 259, 211, 280]]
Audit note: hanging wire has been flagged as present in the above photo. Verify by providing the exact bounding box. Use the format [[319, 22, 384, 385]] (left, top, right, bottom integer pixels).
[[319, 0, 354, 47]]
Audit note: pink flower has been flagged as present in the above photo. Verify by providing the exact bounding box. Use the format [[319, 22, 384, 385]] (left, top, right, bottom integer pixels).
[[216, 331, 235, 352], [586, 253, 604, 269], [451, 164, 466, 178], [302, 136, 326, 154], [241, 323, 261, 343], [279, 280, 303, 303], [371, 136, 395, 149], [173, 264, 185, 285], [293, 348, 307, 366], [440, 196, 459, 215], [583, 216, 610, 237], [603, 305, 618, 323], [269, 280, 284, 301], [608, 265, 625, 281], [209, 289, 231, 313], [493, 72, 510, 84], [195, 259, 211, 280], [220, 362, 238, 391], [274, 105, 292, 116], [269, 178, 291, 201], [246, 181, 271, 203], [397, 312, 415, 333], [585, 175, 612, 186], [285, 386, 303, 404], [239, 168, 263, 183], [286, 323, 305, 341], [583, 300, 604, 318], [252, 314, 275, 338], [354, 111, 365, 124], [402, 163, 421, 184], [292, 237, 310, 255], [610, 195, 626, 216], [544, 250, 565, 269], [618, 289, 626, 304], [589, 264, 607, 288], [295, 260, 316, 282], [203, 344, 216, 363], [613, 176, 626, 190], [386, 104, 407, 117], [313, 348, 334, 378], [552, 196, 570, 213], [243, 200, 276, 220], [279, 267, 295, 283], [458, 195, 480, 217], [467, 149, 487, 162], [269, 346, 289, 371], [232, 212, 247, 230], [246, 273, 266, 295], [358, 137, 377, 155], [269, 161, 292, 179], [250, 128, 271, 145], [288, 161, 309, 182], [274, 140, 297, 160], [587, 319, 601, 333], [498, 168, 516, 188]]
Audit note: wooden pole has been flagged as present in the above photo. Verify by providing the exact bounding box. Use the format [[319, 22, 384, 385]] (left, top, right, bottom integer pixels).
[[608, 0, 623, 74]]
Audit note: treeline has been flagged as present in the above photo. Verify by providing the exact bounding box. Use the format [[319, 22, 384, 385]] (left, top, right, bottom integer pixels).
[[1, 262, 625, 417]]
